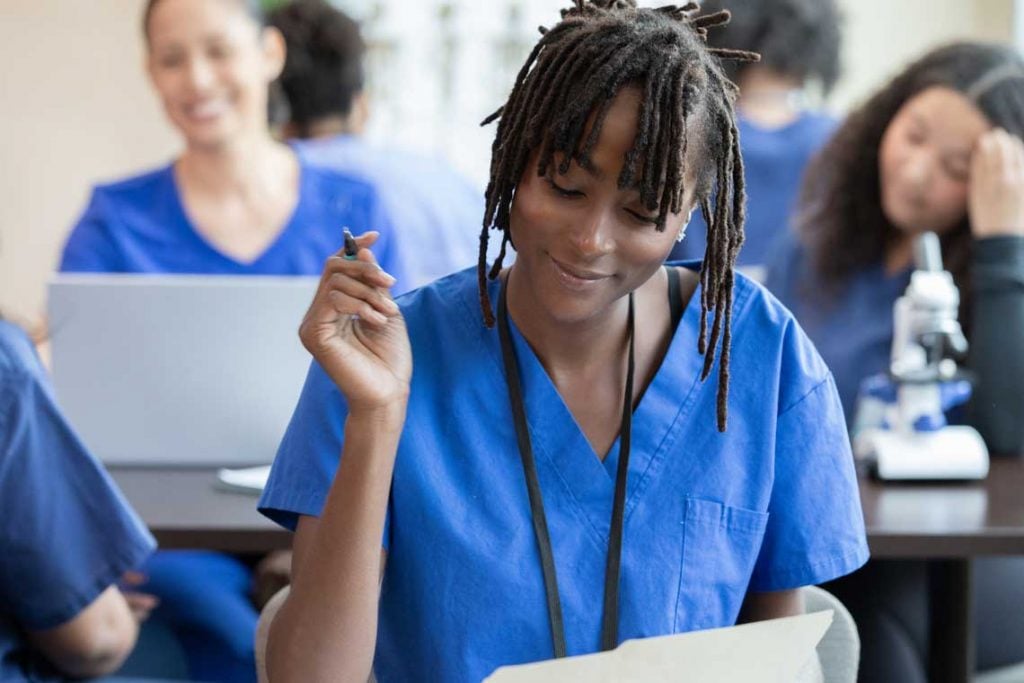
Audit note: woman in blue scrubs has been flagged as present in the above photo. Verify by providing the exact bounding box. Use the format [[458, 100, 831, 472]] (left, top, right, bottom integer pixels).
[[0, 319, 156, 681], [766, 43, 1024, 682], [258, 3, 868, 681], [58, 1, 405, 681]]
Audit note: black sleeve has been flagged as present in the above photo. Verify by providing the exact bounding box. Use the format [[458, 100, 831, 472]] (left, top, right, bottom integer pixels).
[[966, 236, 1024, 456]]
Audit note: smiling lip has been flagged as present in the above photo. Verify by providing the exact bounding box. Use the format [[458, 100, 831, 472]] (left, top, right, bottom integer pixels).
[[550, 255, 612, 288]]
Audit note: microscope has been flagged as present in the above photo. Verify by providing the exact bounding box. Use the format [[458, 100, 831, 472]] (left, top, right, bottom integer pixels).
[[852, 232, 990, 480]]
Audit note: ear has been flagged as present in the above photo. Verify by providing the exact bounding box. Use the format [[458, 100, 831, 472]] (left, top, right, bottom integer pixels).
[[261, 26, 287, 82], [348, 92, 371, 135]]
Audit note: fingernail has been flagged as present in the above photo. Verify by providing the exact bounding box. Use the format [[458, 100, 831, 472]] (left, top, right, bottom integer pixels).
[[382, 272, 397, 285]]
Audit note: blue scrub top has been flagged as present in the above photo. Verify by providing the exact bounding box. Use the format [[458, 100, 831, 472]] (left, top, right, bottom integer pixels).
[[59, 158, 407, 287], [0, 321, 155, 681], [294, 134, 484, 289], [764, 232, 910, 424], [259, 264, 868, 682], [671, 112, 837, 266]]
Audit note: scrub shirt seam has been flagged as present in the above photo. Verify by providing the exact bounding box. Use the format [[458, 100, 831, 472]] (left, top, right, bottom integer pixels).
[[777, 374, 832, 418], [22, 542, 154, 631]]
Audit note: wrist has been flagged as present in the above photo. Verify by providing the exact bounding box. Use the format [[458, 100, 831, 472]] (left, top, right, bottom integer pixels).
[[347, 397, 409, 428]]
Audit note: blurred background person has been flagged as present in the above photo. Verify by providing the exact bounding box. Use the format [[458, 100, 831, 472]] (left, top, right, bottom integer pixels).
[[58, 0, 407, 681], [670, 0, 843, 273], [0, 314, 157, 681], [269, 0, 485, 290], [766, 42, 1024, 682]]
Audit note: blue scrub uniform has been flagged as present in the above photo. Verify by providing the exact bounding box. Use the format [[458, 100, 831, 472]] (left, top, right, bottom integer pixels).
[[670, 112, 836, 267], [61, 159, 405, 283], [295, 134, 484, 289], [0, 321, 156, 682], [58, 158, 407, 683], [259, 264, 869, 682]]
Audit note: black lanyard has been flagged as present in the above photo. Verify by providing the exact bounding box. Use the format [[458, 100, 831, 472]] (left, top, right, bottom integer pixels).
[[497, 276, 636, 658]]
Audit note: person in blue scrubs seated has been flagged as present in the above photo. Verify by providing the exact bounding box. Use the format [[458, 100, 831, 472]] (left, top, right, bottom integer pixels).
[[58, 1, 405, 681], [669, 0, 841, 270], [766, 43, 1024, 683], [0, 318, 157, 681], [268, 0, 484, 290], [257, 3, 869, 681]]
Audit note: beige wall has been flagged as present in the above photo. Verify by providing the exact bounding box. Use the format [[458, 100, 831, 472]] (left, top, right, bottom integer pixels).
[[0, 0, 176, 322], [0, 0, 1016, 322]]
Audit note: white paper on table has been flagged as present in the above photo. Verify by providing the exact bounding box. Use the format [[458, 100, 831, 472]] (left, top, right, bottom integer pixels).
[[484, 610, 833, 683]]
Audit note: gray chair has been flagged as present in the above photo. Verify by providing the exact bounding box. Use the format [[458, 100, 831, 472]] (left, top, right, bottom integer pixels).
[[804, 585, 860, 683], [255, 586, 288, 683]]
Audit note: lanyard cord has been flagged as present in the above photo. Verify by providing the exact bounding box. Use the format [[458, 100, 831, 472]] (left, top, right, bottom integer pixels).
[[496, 277, 636, 657]]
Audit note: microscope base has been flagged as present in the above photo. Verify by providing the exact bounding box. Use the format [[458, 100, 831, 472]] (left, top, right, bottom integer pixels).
[[854, 427, 990, 481]]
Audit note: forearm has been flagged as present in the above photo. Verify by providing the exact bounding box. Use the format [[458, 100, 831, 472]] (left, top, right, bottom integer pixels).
[[966, 236, 1024, 454], [267, 403, 406, 683]]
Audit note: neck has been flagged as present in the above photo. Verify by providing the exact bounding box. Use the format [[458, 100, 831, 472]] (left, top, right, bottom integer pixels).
[[303, 115, 361, 139], [885, 234, 915, 275], [178, 134, 293, 198], [736, 69, 805, 129], [504, 265, 631, 377]]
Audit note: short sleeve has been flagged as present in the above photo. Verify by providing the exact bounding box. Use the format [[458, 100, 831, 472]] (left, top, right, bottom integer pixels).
[[257, 361, 392, 549], [748, 373, 869, 592], [0, 367, 155, 630], [59, 190, 125, 273]]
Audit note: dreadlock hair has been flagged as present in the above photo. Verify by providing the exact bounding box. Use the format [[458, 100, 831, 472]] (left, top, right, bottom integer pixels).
[[478, 0, 758, 432], [796, 42, 1024, 326]]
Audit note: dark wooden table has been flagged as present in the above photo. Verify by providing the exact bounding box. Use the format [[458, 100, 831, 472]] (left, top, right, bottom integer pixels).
[[858, 457, 1024, 683], [111, 460, 1024, 682], [108, 465, 289, 554]]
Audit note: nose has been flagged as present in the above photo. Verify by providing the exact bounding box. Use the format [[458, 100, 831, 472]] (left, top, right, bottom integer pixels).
[[183, 55, 216, 92], [569, 207, 615, 259], [901, 148, 935, 193]]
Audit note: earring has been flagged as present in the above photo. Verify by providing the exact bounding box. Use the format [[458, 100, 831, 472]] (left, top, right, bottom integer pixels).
[[676, 208, 695, 243]]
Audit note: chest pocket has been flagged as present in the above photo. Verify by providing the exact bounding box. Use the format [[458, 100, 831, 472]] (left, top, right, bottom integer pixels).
[[674, 497, 769, 631]]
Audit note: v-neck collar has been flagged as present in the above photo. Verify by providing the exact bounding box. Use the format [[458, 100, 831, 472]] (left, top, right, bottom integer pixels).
[[163, 159, 307, 269], [466, 264, 718, 551]]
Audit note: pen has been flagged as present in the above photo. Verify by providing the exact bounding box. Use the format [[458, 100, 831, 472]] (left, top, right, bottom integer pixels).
[[343, 229, 358, 260]]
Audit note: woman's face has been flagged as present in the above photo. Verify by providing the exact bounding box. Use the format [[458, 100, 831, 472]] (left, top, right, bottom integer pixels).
[[508, 86, 696, 325], [879, 86, 991, 236], [145, 0, 284, 149]]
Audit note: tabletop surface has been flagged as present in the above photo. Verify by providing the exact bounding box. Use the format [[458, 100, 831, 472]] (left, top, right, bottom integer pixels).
[[109, 457, 1024, 557]]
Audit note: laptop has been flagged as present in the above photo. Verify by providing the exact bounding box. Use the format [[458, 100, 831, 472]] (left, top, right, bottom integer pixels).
[[48, 274, 319, 466]]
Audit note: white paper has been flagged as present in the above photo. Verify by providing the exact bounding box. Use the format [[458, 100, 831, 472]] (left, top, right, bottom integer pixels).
[[485, 610, 833, 683], [215, 465, 271, 495]]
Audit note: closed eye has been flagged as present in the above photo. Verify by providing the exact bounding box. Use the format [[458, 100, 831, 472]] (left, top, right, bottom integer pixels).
[[625, 208, 659, 225], [544, 176, 584, 198]]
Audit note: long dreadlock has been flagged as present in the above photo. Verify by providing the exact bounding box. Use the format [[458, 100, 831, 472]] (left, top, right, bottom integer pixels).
[[478, 1, 756, 432]]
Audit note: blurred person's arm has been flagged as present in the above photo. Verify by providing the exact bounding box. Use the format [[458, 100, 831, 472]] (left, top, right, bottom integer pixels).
[[27, 585, 140, 679]]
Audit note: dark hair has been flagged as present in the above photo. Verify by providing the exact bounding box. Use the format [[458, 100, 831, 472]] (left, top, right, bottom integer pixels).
[[696, 0, 841, 93], [479, 0, 758, 431], [267, 0, 366, 134], [797, 42, 1024, 316], [142, 0, 264, 42]]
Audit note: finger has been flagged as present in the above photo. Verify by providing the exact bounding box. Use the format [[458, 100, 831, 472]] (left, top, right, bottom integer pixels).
[[321, 256, 397, 289], [326, 290, 389, 326], [327, 273, 400, 316], [121, 571, 146, 587]]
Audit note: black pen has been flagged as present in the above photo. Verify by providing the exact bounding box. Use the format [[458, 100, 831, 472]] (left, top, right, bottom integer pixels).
[[342, 229, 359, 261]]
